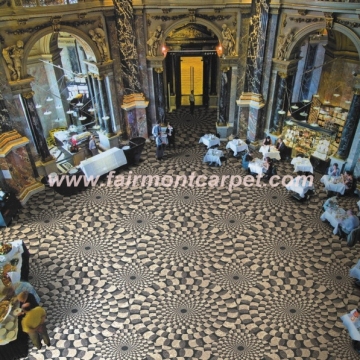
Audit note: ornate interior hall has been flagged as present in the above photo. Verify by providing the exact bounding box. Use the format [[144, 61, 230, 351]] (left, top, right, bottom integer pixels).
[[0, 107, 359, 359]]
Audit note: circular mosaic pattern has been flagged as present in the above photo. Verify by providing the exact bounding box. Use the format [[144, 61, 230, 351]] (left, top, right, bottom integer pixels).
[[312, 262, 354, 295], [240, 283, 341, 343], [116, 210, 159, 235], [209, 325, 270, 359], [28, 257, 56, 288], [209, 209, 255, 237], [137, 228, 234, 273], [39, 228, 137, 272], [129, 283, 238, 343], [76, 186, 119, 208], [173, 147, 204, 165], [242, 184, 294, 207], [90, 325, 156, 360], [23, 209, 69, 235], [238, 228, 332, 273], [320, 331, 360, 359], [104, 261, 160, 297], [205, 262, 260, 296], [43, 279, 124, 347]]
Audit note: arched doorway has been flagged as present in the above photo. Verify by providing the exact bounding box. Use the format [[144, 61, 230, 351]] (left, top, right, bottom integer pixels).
[[163, 23, 220, 110]]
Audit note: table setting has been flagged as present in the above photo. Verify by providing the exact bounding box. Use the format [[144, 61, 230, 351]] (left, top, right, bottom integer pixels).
[[259, 145, 281, 160], [203, 149, 224, 166], [0, 240, 23, 346], [341, 308, 360, 341], [320, 206, 348, 234], [199, 134, 220, 149], [291, 157, 314, 173], [320, 175, 346, 195], [226, 139, 248, 156], [248, 158, 264, 175], [285, 175, 315, 198]]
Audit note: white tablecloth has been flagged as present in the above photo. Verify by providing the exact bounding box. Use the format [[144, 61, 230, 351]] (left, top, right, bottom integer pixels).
[[291, 157, 313, 173], [80, 148, 127, 180], [203, 149, 224, 166], [248, 158, 264, 175], [285, 176, 315, 198], [259, 145, 281, 160], [320, 207, 347, 235], [350, 259, 360, 280], [320, 175, 346, 195], [341, 309, 360, 341], [199, 135, 220, 149], [226, 140, 248, 156]]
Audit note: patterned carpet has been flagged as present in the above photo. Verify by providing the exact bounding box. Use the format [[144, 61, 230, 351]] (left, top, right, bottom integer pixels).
[[1, 106, 360, 359]]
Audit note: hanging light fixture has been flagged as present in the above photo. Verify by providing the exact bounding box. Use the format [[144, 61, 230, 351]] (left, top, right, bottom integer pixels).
[[278, 110, 286, 115], [46, 96, 53, 102], [333, 93, 340, 97], [79, 116, 87, 121], [324, 100, 330, 104], [67, 96, 72, 101], [345, 100, 351, 104], [291, 105, 299, 109], [35, 104, 42, 109], [313, 106, 320, 110], [300, 111, 308, 116], [66, 109, 73, 114], [313, 94, 319, 98], [88, 107, 95, 113], [302, 99, 310, 103], [44, 110, 52, 115], [76, 101, 83, 107], [56, 104, 62, 109]]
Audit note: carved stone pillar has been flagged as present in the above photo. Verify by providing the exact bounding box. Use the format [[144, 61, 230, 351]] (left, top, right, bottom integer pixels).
[[337, 89, 360, 159]]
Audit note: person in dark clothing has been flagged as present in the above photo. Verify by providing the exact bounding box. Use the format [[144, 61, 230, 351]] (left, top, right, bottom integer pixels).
[[17, 291, 39, 317], [165, 123, 175, 149]]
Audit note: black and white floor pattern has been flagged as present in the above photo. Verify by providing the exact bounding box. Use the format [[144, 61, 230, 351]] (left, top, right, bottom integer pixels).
[[1, 106, 360, 359]]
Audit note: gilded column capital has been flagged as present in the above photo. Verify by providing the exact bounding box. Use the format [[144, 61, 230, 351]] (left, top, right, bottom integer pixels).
[[278, 72, 287, 79], [353, 88, 360, 96], [154, 67, 163, 74], [22, 91, 34, 99]]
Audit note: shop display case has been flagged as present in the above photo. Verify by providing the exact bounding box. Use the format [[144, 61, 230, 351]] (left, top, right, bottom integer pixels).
[[280, 119, 337, 159]]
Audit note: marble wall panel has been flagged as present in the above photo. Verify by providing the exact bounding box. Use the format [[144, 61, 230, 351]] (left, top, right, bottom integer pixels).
[[106, 16, 125, 133]]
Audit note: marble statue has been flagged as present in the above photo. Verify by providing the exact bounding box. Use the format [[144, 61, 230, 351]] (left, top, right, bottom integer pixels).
[[147, 26, 163, 57], [89, 28, 109, 62], [2, 40, 24, 81], [221, 24, 236, 56]]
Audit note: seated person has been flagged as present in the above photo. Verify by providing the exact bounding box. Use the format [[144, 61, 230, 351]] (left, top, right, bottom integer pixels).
[[276, 137, 286, 160], [242, 151, 253, 171], [263, 136, 272, 146], [328, 163, 340, 177], [262, 157, 273, 178], [342, 171, 354, 192], [338, 210, 360, 238], [323, 195, 338, 212]]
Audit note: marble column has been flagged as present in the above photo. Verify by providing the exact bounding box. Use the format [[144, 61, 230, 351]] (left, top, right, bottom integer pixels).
[[21, 92, 52, 162], [218, 69, 230, 124], [90, 74, 103, 129], [97, 75, 111, 134], [86, 75, 98, 127], [337, 90, 360, 159], [272, 72, 287, 133], [153, 67, 166, 124], [112, 0, 142, 94]]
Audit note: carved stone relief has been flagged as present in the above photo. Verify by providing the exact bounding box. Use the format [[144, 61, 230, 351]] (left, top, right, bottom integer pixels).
[[2, 40, 24, 81]]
